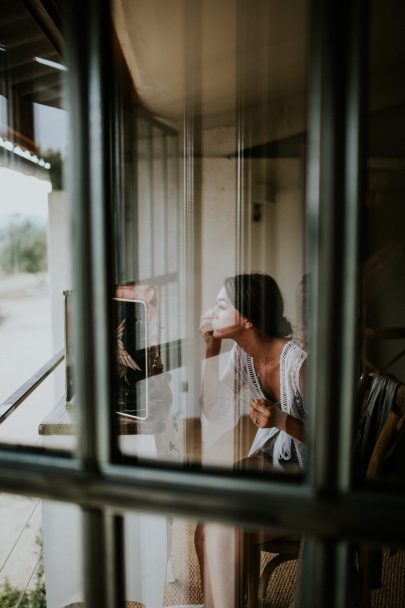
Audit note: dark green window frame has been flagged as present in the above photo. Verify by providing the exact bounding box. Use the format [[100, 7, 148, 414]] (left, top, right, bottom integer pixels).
[[0, 2, 404, 608]]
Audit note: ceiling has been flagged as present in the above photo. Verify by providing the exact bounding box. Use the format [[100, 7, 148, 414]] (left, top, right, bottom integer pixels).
[[113, 0, 405, 155], [0, 0, 404, 158], [113, 0, 309, 131]]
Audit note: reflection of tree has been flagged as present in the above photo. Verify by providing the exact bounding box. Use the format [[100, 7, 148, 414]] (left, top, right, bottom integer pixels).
[[0, 219, 47, 274]]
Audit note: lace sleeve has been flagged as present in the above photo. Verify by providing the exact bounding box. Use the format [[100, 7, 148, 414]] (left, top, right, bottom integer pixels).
[[284, 344, 307, 417]]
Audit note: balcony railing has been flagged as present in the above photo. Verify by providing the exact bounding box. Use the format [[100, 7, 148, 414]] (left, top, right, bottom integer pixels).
[[0, 349, 64, 426]]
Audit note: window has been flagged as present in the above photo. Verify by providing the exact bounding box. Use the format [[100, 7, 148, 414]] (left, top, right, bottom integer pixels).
[[0, 2, 404, 607], [0, 0, 69, 450]]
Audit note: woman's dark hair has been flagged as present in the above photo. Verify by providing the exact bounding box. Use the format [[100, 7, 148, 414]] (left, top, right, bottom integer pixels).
[[224, 273, 292, 339]]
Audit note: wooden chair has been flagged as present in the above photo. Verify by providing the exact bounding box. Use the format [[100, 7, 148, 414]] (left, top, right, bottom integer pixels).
[[356, 379, 405, 608], [245, 531, 300, 608]]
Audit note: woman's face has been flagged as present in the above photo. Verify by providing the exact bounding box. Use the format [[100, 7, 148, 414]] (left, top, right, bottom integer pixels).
[[211, 286, 245, 338]]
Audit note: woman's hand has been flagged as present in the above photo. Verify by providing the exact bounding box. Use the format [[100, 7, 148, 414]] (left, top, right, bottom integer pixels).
[[250, 399, 306, 442], [199, 312, 221, 357], [249, 398, 287, 430]]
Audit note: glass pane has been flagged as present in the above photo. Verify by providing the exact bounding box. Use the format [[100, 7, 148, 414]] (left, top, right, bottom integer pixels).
[[0, 1, 74, 451], [24, 505, 305, 608], [111, 0, 310, 475], [355, 0, 405, 486], [121, 513, 303, 608], [42, 499, 84, 607]]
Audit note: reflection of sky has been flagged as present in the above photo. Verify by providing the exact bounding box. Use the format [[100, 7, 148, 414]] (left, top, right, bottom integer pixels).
[[0, 167, 51, 222], [34, 102, 68, 157]]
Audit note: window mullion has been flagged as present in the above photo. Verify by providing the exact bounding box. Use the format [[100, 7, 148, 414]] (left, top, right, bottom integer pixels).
[[65, 1, 123, 607], [338, 0, 367, 493], [306, 0, 365, 605], [307, 0, 346, 498]]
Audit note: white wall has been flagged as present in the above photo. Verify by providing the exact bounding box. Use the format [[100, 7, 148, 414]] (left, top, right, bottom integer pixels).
[[47, 190, 72, 398], [201, 127, 238, 313], [263, 159, 304, 325], [200, 127, 305, 331]]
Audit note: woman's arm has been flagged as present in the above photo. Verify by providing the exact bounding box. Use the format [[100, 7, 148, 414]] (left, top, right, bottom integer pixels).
[[249, 358, 307, 442], [199, 323, 222, 417], [200, 332, 245, 421], [299, 359, 307, 402], [283, 411, 306, 443]]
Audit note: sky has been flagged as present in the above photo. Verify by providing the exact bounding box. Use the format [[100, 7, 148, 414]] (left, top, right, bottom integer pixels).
[[0, 167, 51, 223]]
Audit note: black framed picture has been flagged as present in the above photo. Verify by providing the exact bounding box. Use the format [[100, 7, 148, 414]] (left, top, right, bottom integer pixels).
[[114, 298, 149, 420]]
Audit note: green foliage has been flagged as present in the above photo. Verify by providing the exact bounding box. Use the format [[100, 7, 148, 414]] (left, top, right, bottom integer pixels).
[[0, 572, 46, 608], [0, 536, 46, 608], [0, 579, 21, 607], [0, 219, 47, 275]]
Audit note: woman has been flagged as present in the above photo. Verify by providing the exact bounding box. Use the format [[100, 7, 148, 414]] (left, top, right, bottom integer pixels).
[[200, 273, 307, 467], [196, 273, 307, 607]]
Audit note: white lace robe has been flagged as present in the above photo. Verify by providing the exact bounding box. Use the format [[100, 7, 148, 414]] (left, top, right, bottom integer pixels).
[[201, 340, 307, 469]]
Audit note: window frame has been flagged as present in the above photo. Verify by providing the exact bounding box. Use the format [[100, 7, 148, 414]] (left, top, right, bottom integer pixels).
[[0, 1, 404, 608]]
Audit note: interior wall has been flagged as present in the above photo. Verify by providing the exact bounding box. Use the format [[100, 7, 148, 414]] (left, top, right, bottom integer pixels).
[[200, 127, 305, 332], [264, 159, 304, 326], [201, 127, 237, 315]]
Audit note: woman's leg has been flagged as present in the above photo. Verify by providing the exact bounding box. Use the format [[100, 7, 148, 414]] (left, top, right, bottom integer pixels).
[[195, 456, 273, 607], [235, 455, 275, 606], [195, 521, 215, 607], [194, 522, 205, 587], [205, 522, 237, 608]]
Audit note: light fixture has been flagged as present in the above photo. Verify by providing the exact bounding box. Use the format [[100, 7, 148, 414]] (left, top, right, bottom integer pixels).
[[33, 56, 67, 72]]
